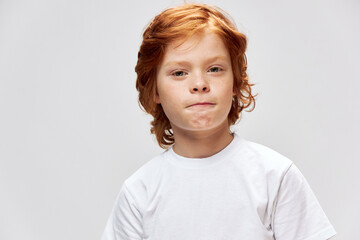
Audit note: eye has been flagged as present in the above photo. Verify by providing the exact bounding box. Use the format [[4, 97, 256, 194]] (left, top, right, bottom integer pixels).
[[172, 71, 187, 77], [208, 66, 222, 73]]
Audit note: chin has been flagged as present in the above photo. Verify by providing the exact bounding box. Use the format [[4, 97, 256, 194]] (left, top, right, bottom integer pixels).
[[188, 120, 227, 132]]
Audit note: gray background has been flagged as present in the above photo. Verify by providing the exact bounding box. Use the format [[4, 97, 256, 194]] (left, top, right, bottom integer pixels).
[[0, 0, 359, 239]]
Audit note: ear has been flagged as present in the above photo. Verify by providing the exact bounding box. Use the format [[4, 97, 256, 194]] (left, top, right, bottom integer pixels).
[[154, 94, 161, 104], [232, 90, 236, 97], [153, 79, 161, 104]]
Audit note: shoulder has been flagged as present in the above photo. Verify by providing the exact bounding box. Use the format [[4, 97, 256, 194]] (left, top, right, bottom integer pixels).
[[123, 152, 167, 188], [233, 137, 294, 178], [112, 152, 167, 213], [240, 138, 293, 167]]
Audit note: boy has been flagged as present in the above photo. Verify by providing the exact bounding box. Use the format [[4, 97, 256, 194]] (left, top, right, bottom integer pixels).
[[102, 3, 336, 240]]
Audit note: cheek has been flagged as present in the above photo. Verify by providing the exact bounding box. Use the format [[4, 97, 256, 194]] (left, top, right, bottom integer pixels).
[[158, 89, 180, 114], [219, 82, 235, 101], [219, 83, 235, 114], [160, 99, 182, 125], [158, 80, 186, 105], [158, 87, 175, 104]]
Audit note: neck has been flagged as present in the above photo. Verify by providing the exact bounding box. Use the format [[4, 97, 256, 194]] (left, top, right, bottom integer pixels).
[[171, 121, 234, 158]]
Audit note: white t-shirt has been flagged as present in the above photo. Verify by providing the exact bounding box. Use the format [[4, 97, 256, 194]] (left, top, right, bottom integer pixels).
[[102, 133, 336, 240]]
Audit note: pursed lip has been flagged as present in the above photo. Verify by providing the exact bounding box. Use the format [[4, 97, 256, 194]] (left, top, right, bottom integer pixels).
[[187, 102, 215, 108]]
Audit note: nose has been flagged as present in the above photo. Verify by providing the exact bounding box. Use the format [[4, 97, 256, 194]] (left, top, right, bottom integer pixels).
[[190, 74, 210, 94]]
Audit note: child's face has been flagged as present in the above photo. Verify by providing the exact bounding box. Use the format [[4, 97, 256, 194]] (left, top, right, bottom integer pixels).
[[155, 31, 235, 135]]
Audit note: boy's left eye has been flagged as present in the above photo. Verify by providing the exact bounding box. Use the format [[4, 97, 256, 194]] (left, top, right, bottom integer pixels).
[[208, 67, 222, 72]]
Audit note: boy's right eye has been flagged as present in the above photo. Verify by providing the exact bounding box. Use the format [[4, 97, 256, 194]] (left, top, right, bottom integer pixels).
[[172, 71, 186, 77]]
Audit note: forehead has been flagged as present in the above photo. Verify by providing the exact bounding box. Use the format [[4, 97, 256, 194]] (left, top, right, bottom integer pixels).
[[162, 32, 230, 62]]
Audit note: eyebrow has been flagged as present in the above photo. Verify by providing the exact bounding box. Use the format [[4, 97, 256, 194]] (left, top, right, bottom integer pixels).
[[163, 55, 229, 67]]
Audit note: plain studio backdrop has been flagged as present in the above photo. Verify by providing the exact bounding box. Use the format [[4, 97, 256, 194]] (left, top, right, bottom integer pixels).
[[0, 0, 359, 239]]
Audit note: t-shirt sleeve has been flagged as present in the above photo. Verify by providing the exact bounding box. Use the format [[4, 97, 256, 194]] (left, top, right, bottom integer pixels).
[[101, 183, 143, 240], [272, 163, 336, 240]]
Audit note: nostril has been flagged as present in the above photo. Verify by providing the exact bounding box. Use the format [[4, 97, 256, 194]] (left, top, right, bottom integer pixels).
[[192, 86, 208, 92]]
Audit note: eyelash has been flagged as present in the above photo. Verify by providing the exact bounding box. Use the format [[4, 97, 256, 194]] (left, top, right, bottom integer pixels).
[[171, 67, 223, 77], [208, 66, 222, 72], [172, 71, 187, 77]]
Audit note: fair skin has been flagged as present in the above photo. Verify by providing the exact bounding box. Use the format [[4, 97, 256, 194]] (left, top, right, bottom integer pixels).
[[155, 31, 235, 158]]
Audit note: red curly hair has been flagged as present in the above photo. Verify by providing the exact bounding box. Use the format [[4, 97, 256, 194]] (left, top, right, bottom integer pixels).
[[135, 3, 256, 148]]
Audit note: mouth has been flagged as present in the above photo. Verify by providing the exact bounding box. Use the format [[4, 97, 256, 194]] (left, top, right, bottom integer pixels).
[[187, 102, 216, 108]]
